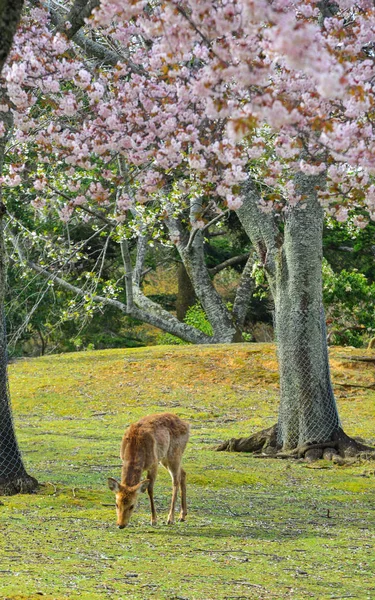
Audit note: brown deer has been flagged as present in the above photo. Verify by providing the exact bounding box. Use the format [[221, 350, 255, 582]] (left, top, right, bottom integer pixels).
[[108, 413, 189, 528]]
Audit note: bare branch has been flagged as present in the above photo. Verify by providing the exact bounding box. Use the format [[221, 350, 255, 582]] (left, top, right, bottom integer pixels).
[[58, 0, 100, 38], [133, 233, 149, 286], [186, 209, 230, 252], [209, 253, 250, 276], [47, 184, 114, 226], [10, 226, 214, 344], [120, 238, 134, 312]]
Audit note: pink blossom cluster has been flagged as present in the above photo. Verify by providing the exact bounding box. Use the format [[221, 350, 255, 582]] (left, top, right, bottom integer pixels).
[[1, 0, 375, 227]]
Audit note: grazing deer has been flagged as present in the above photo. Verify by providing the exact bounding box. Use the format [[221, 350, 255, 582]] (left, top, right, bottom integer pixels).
[[108, 413, 189, 528]]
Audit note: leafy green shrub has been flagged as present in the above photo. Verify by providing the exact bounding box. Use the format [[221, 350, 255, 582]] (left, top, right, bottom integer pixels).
[[323, 259, 375, 347], [158, 302, 213, 345], [184, 302, 213, 336]]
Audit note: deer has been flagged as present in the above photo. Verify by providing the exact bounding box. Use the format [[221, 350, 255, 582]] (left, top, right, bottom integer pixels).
[[108, 412, 189, 528]]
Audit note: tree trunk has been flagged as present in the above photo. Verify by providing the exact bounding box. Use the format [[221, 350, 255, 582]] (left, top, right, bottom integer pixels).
[[35, 325, 47, 356], [181, 233, 242, 342], [0, 210, 38, 495], [165, 199, 242, 342], [176, 262, 196, 321], [274, 179, 340, 449], [0, 85, 38, 495], [0, 0, 24, 73], [232, 253, 256, 329], [216, 175, 373, 458]]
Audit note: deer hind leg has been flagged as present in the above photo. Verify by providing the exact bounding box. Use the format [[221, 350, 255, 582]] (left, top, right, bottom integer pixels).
[[164, 457, 182, 525], [147, 464, 158, 526], [179, 468, 187, 522]]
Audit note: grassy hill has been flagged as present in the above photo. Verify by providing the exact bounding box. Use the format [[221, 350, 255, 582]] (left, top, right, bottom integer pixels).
[[1, 343, 374, 599]]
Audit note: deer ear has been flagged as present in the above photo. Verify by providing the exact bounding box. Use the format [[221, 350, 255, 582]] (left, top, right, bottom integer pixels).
[[138, 479, 150, 493], [108, 477, 121, 493]]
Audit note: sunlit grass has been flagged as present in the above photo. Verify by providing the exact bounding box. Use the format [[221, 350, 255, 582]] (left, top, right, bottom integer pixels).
[[1, 343, 374, 599]]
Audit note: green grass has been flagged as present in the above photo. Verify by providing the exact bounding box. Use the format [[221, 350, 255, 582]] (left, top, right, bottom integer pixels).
[[1, 343, 375, 600]]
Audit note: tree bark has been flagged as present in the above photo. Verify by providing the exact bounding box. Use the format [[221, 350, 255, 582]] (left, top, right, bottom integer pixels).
[[0, 208, 38, 495], [232, 253, 256, 329], [166, 200, 242, 342], [273, 174, 340, 449], [218, 174, 369, 456], [56, 0, 100, 38], [0, 87, 38, 494], [176, 262, 196, 322], [0, 0, 24, 73], [181, 233, 242, 342]]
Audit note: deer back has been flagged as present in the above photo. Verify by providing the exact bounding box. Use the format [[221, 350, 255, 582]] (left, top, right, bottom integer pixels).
[[120, 413, 189, 477]]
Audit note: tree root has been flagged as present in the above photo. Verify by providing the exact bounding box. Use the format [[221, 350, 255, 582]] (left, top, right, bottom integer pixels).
[[0, 473, 39, 496], [216, 424, 278, 453], [215, 424, 375, 463]]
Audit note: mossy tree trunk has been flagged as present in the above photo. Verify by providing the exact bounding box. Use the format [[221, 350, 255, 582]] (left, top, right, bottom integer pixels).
[[0, 209, 38, 495], [273, 174, 340, 449], [0, 87, 38, 495], [0, 0, 24, 72], [176, 263, 197, 322], [217, 174, 373, 459], [166, 198, 243, 342]]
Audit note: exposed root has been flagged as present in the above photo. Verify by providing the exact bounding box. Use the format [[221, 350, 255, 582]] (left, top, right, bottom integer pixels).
[[215, 425, 375, 463], [0, 473, 39, 496], [216, 424, 278, 453]]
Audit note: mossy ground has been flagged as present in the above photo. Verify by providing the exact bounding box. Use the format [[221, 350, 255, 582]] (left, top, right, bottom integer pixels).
[[1, 343, 374, 600]]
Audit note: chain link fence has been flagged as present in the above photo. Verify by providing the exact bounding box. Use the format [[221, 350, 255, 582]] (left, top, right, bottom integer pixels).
[[0, 309, 26, 483], [275, 306, 341, 448]]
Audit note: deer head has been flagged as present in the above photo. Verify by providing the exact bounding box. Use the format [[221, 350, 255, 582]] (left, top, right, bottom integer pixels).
[[108, 477, 149, 528]]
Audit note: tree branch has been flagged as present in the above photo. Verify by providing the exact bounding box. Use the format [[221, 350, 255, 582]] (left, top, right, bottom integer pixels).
[[133, 232, 149, 286], [58, 0, 100, 38], [232, 253, 257, 329], [209, 253, 250, 276], [185, 209, 230, 252], [131, 280, 213, 344], [0, 0, 24, 74], [164, 198, 240, 342], [10, 227, 214, 345], [237, 179, 278, 298], [175, 5, 229, 67], [47, 184, 114, 226], [119, 238, 134, 312], [33, 0, 146, 72]]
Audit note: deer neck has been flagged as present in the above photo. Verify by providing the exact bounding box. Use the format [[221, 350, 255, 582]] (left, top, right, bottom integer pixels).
[[122, 462, 143, 487]]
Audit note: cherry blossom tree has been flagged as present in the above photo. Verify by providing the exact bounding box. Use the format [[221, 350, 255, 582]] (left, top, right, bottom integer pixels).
[[2, 0, 375, 462], [4, 2, 252, 344], [0, 0, 95, 496]]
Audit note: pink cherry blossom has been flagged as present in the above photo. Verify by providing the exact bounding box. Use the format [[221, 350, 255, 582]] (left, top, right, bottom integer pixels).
[[0, 0, 374, 230]]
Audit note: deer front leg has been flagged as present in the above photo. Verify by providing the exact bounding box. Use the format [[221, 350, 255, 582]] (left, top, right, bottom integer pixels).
[[167, 478, 179, 525], [179, 468, 187, 522], [166, 460, 181, 525], [147, 466, 158, 525]]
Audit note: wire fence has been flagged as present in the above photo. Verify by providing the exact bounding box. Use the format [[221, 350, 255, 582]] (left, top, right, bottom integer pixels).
[[275, 306, 341, 448], [0, 308, 25, 482]]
